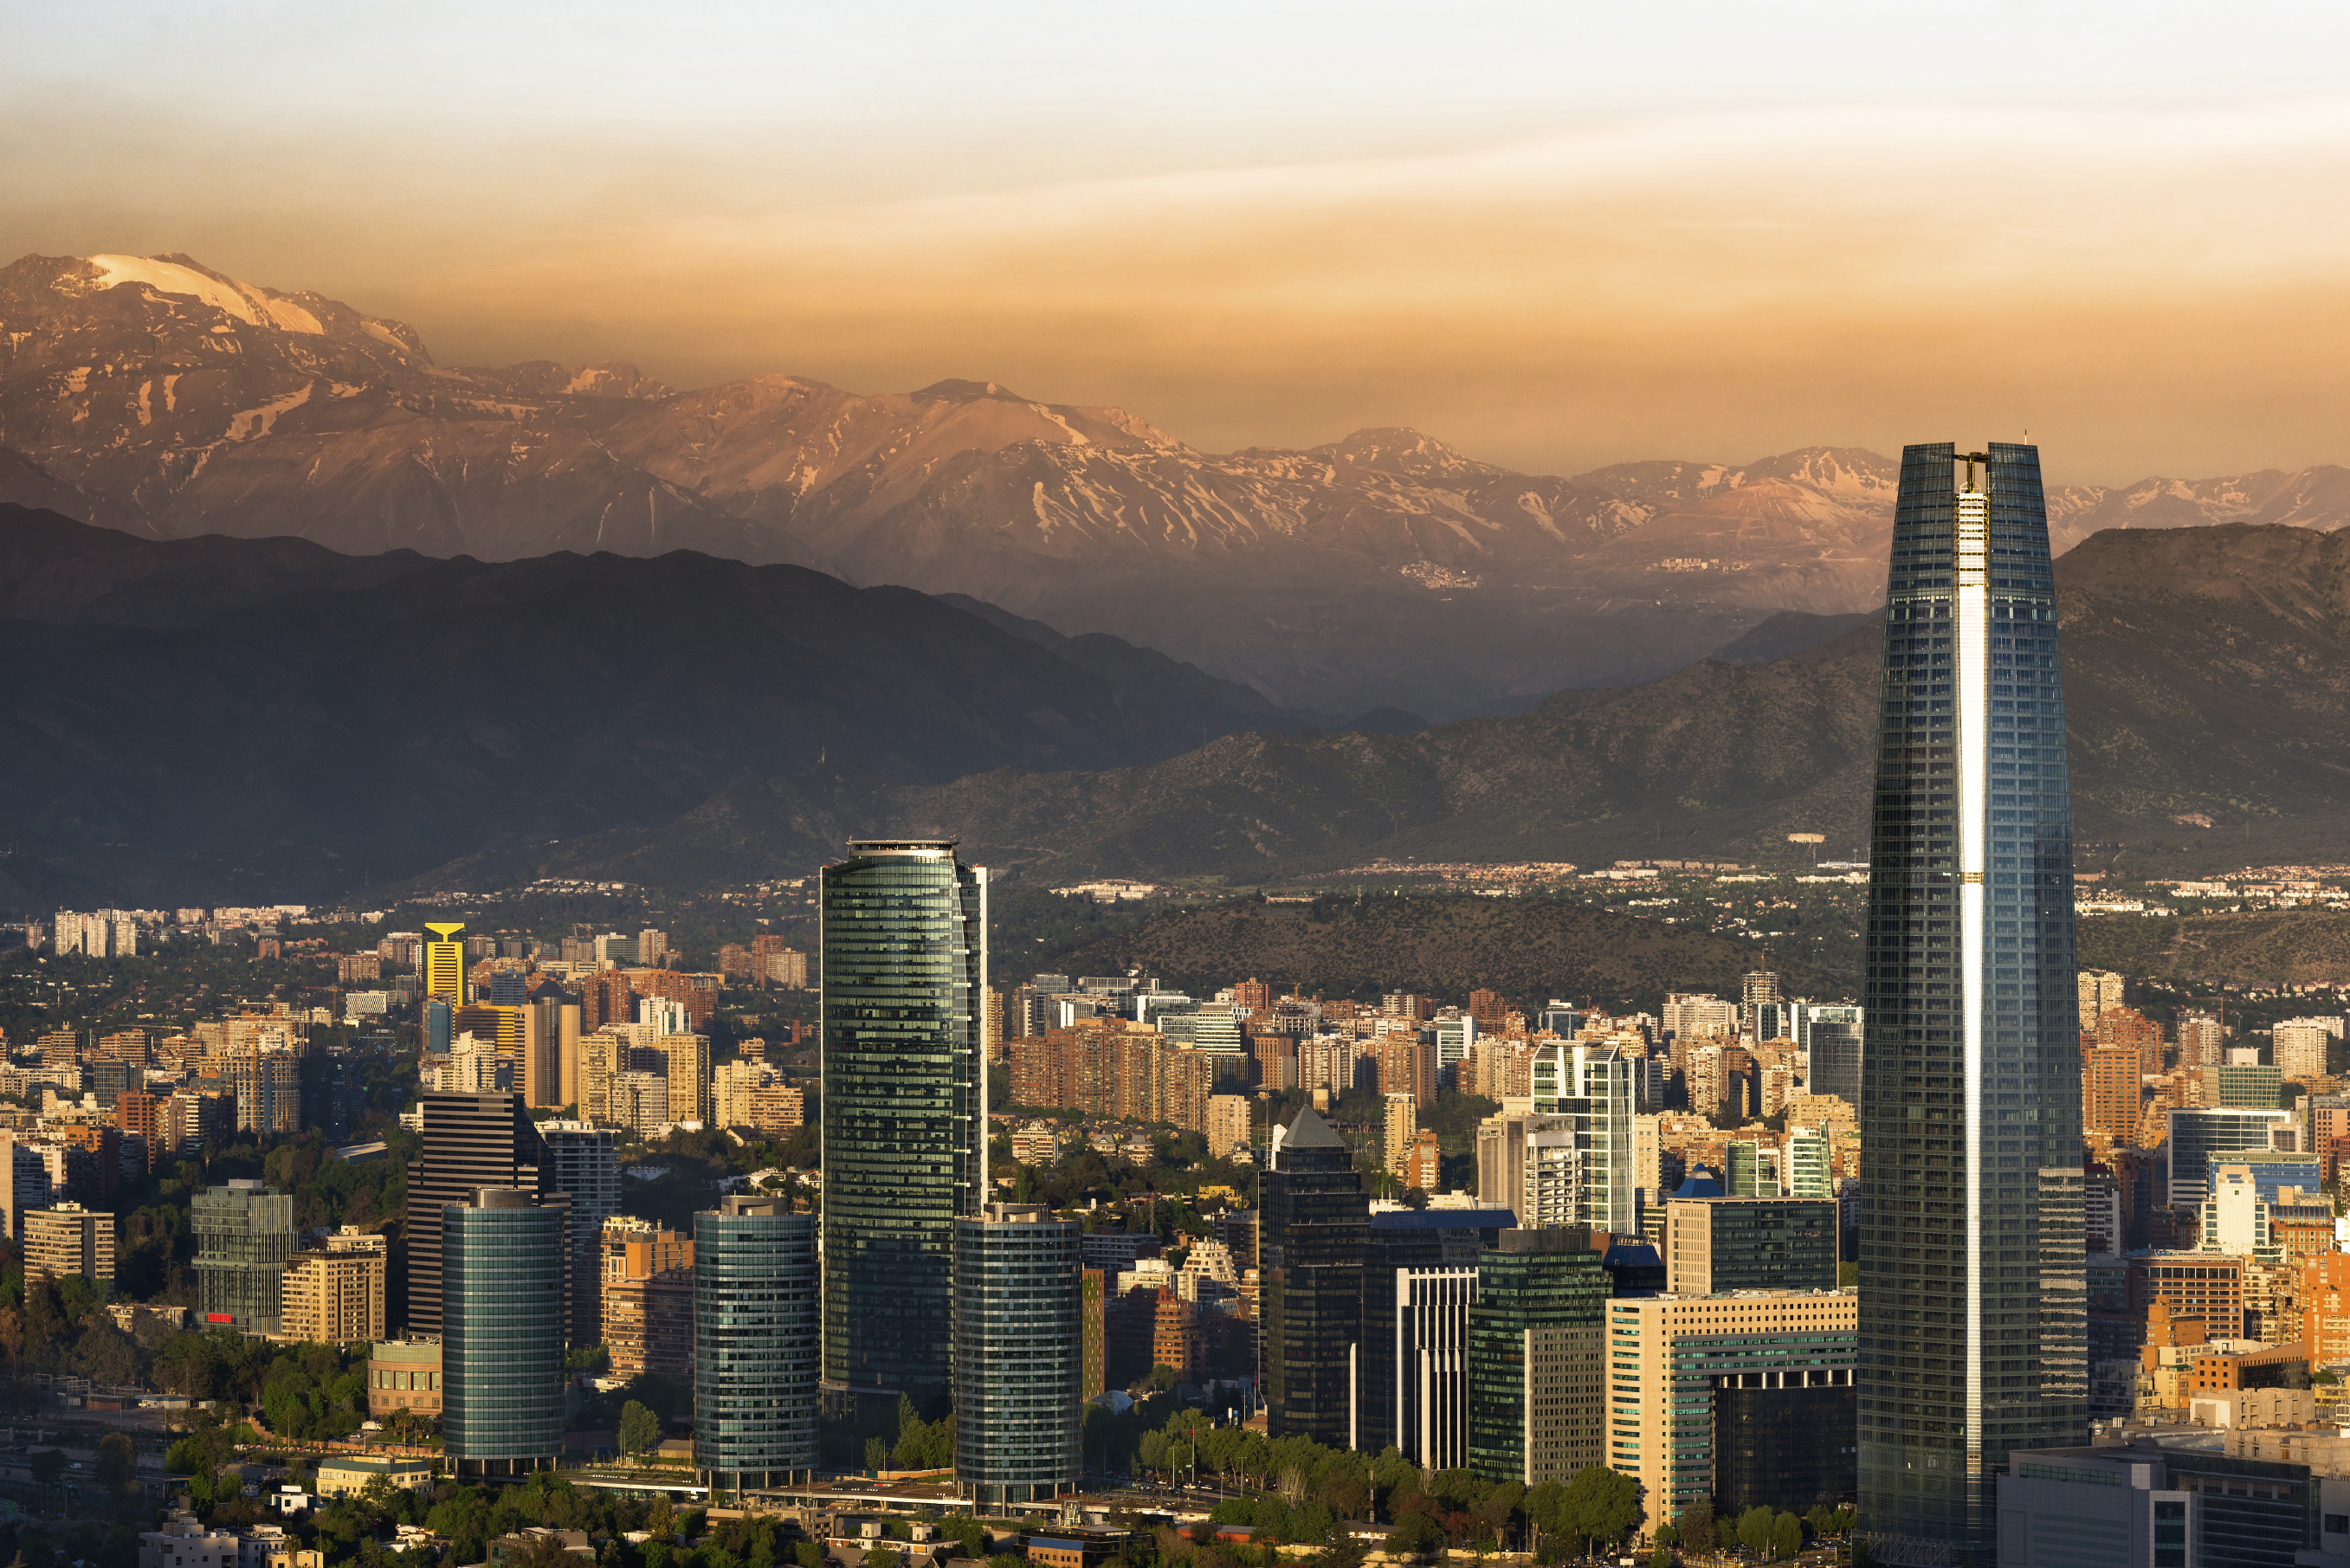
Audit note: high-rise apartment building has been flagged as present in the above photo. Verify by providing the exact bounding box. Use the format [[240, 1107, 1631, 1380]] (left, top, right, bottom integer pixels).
[[602, 1218, 694, 1379], [694, 1196, 818, 1489], [24, 1203, 113, 1290], [282, 1230, 388, 1344], [194, 1179, 295, 1333], [1529, 1043, 1635, 1234], [1466, 1229, 1607, 1485], [1263, 1107, 1367, 1444], [1857, 442, 2087, 1562], [442, 1188, 565, 1477], [953, 1203, 1081, 1509], [2076, 970, 2126, 1028], [2082, 1044, 2143, 1144], [821, 840, 986, 1411]]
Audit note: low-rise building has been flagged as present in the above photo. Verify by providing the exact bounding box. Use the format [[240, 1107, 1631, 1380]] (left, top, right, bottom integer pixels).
[[366, 1339, 442, 1419], [139, 1514, 237, 1568], [314, 1455, 436, 1500]]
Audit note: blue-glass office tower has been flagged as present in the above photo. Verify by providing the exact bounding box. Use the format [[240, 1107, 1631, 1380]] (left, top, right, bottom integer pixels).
[[442, 1187, 565, 1477], [822, 840, 986, 1412], [953, 1203, 1081, 1509], [1858, 444, 2085, 1565], [695, 1195, 819, 1489]]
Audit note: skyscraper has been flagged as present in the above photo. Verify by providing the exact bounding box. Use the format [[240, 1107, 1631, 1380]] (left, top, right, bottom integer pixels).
[[423, 922, 468, 1005], [403, 1093, 546, 1337], [695, 1196, 819, 1490], [821, 839, 986, 1412], [1858, 442, 2085, 1564], [193, 1179, 294, 1334], [442, 1188, 565, 1478], [952, 1203, 1081, 1509], [1262, 1106, 1367, 1445]]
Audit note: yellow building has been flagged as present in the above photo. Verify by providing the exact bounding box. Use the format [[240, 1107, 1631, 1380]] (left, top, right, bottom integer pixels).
[[656, 1032, 710, 1127], [1606, 1289, 1858, 1528], [24, 1203, 113, 1289], [422, 922, 468, 1005], [282, 1231, 387, 1344]]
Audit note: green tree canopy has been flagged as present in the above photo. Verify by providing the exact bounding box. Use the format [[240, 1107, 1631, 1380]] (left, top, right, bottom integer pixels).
[[617, 1400, 662, 1458]]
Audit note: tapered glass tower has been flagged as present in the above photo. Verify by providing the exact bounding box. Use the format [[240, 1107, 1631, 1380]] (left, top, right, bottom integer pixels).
[[1858, 443, 2085, 1565], [821, 839, 986, 1413]]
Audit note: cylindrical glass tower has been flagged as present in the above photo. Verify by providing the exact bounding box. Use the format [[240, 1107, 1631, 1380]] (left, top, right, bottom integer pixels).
[[953, 1203, 1080, 1508], [821, 839, 986, 1412], [695, 1195, 818, 1490], [442, 1187, 565, 1477]]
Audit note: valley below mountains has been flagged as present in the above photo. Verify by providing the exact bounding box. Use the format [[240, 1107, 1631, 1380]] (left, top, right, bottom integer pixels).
[[9, 251, 2350, 716]]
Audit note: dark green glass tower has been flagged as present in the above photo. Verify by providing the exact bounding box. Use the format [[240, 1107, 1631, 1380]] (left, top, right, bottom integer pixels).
[[1858, 443, 2086, 1565], [443, 1187, 565, 1477], [1466, 1229, 1607, 1484], [954, 1203, 1081, 1508], [821, 839, 986, 1412]]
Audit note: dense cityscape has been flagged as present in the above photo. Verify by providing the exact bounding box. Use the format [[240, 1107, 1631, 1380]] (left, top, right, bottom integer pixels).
[[0, 448, 2340, 1568]]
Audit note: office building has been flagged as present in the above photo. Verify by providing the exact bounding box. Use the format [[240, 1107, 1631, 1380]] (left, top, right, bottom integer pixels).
[[526, 995, 575, 1109], [1800, 1004, 1865, 1105], [2167, 1108, 2296, 1208], [1857, 442, 2088, 1562], [443, 1188, 565, 1477], [1467, 1229, 1608, 1485], [953, 1203, 1081, 1509], [403, 1093, 546, 1337], [423, 922, 468, 1004], [1358, 1206, 1515, 1456], [1606, 1289, 1859, 1526], [193, 1179, 294, 1333], [694, 1196, 818, 1490], [540, 1122, 621, 1345], [1786, 1129, 1832, 1199], [24, 1203, 113, 1291], [2214, 1053, 2282, 1111], [1393, 1267, 1478, 1470], [822, 840, 986, 1411], [1263, 1107, 1368, 1444], [1667, 1197, 1838, 1295], [282, 1230, 388, 1344]]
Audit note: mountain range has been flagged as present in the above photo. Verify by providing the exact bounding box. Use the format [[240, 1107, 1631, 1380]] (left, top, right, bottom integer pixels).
[[382, 522, 2350, 899], [9, 251, 2350, 715], [0, 507, 1339, 908]]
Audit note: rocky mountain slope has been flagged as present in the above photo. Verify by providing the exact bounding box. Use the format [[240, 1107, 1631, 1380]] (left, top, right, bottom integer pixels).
[[395, 523, 2350, 897], [12, 250, 2344, 715], [0, 507, 1327, 908]]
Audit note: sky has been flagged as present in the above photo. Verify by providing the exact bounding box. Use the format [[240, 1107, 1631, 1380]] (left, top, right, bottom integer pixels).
[[7, 1, 2350, 482]]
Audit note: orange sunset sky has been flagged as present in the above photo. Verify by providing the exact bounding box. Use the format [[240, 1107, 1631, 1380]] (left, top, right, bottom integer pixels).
[[9, 2, 2350, 484]]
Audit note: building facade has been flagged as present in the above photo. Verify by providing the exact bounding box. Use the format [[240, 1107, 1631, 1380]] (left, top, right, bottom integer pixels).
[[821, 840, 986, 1411], [1262, 1107, 1368, 1445], [1666, 1197, 1839, 1296], [403, 1092, 546, 1337], [1606, 1289, 1860, 1526], [1466, 1229, 1608, 1485], [442, 1188, 565, 1476], [952, 1203, 1081, 1510], [281, 1231, 387, 1344], [1857, 442, 2088, 1563], [1393, 1266, 1478, 1472], [694, 1196, 818, 1489], [24, 1203, 113, 1291], [193, 1180, 294, 1333]]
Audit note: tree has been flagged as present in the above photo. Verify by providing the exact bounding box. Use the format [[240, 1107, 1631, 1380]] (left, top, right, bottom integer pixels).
[[1676, 1500, 1716, 1552], [617, 1399, 662, 1459], [95, 1431, 137, 1488], [863, 1436, 888, 1472], [1737, 1506, 1776, 1557], [1555, 1467, 1641, 1558], [1771, 1512, 1803, 1561]]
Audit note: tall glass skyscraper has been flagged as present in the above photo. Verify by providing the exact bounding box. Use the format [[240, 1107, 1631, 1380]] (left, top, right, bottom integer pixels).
[[1858, 443, 2085, 1565], [442, 1187, 565, 1477], [953, 1203, 1081, 1509], [821, 839, 986, 1412], [695, 1195, 818, 1489]]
